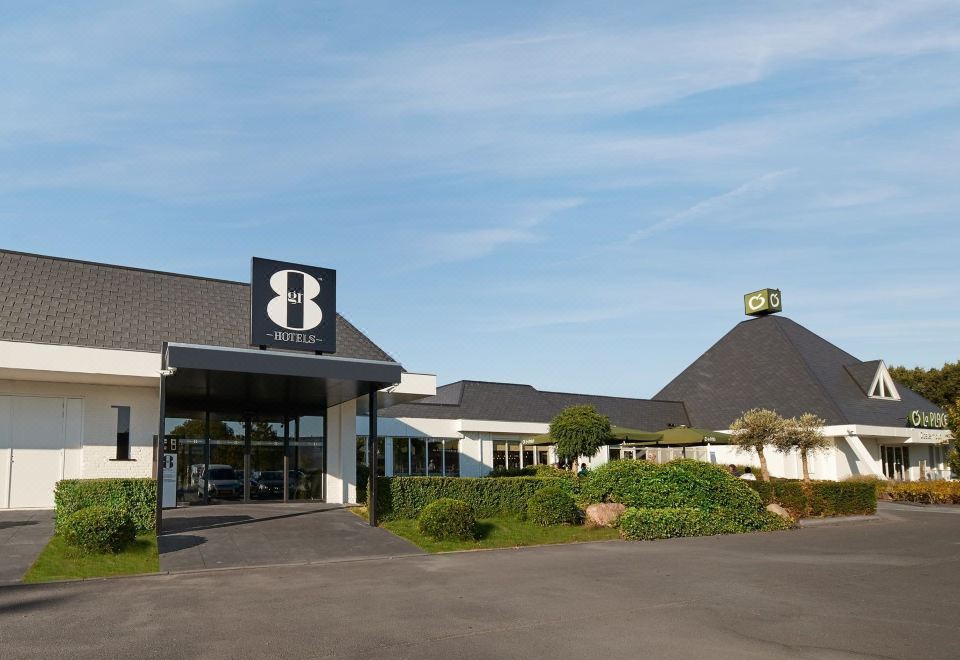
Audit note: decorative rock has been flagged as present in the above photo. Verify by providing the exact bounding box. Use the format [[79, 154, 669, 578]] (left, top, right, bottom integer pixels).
[[766, 502, 793, 520], [585, 503, 626, 528]]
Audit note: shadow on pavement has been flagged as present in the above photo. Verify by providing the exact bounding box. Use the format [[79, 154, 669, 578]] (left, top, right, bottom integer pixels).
[[0, 521, 39, 531], [158, 534, 207, 555], [161, 507, 343, 535]]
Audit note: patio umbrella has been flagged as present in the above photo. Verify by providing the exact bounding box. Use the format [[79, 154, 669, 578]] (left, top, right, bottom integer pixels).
[[523, 433, 554, 446], [648, 426, 732, 446], [524, 425, 662, 446], [608, 425, 663, 442]]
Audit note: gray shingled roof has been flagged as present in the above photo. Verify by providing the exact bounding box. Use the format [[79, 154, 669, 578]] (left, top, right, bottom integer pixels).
[[381, 380, 690, 429], [0, 249, 397, 363], [654, 315, 943, 428]]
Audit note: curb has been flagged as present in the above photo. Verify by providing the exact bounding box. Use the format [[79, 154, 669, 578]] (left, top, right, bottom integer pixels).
[[797, 514, 879, 527]]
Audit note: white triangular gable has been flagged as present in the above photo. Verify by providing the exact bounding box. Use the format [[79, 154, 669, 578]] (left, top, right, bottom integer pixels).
[[867, 361, 900, 401]]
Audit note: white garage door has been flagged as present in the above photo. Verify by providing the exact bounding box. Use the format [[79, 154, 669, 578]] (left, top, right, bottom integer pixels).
[[0, 396, 83, 509]]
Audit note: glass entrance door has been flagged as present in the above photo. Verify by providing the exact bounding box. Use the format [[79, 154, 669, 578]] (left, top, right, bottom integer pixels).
[[165, 411, 325, 505], [249, 418, 285, 501], [881, 445, 909, 480]]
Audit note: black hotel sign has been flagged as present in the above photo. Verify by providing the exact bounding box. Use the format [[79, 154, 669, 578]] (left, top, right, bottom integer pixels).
[[250, 257, 337, 352]]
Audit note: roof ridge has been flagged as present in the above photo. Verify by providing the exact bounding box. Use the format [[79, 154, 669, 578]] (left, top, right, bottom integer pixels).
[[769, 316, 849, 424], [0, 248, 248, 287]]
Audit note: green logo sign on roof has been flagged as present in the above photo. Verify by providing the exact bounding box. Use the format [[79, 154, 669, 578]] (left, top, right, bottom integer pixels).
[[744, 288, 782, 316]]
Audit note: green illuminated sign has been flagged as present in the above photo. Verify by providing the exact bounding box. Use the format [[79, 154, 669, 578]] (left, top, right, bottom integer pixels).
[[744, 288, 782, 316], [908, 410, 949, 430]]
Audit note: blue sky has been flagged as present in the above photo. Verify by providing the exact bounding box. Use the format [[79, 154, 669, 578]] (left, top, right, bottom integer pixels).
[[2, 1, 959, 397]]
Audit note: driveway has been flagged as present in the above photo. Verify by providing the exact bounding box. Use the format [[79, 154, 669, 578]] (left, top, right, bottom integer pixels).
[[159, 502, 420, 571], [0, 510, 53, 584], [2, 502, 958, 658]]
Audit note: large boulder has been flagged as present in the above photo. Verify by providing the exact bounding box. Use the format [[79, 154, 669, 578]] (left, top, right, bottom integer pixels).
[[585, 502, 626, 528], [766, 502, 793, 521]]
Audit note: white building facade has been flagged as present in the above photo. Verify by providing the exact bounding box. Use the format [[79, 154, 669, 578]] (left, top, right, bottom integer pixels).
[[0, 250, 952, 512]]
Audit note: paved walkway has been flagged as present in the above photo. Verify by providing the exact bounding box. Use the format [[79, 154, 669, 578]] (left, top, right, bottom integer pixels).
[[159, 502, 420, 571], [3, 503, 958, 659], [0, 509, 54, 584]]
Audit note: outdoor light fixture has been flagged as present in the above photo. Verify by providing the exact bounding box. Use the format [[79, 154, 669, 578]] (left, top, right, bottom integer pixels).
[[159, 367, 177, 376]]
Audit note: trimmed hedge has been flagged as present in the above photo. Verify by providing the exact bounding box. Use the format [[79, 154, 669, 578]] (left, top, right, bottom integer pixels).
[[375, 477, 572, 520], [61, 506, 137, 554], [417, 498, 477, 541], [527, 486, 579, 526], [746, 479, 876, 517], [882, 481, 960, 504], [619, 506, 790, 540], [487, 466, 538, 477], [54, 478, 156, 535], [580, 459, 764, 515]]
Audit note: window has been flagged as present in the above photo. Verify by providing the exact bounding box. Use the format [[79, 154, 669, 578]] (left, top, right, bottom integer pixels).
[[356, 436, 385, 476], [493, 439, 543, 470], [392, 438, 459, 476], [443, 440, 460, 476], [867, 363, 901, 401], [410, 438, 426, 475], [393, 437, 410, 475], [112, 406, 131, 460]]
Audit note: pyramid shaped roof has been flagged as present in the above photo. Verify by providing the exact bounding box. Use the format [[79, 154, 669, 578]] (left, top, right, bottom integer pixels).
[[654, 315, 942, 429]]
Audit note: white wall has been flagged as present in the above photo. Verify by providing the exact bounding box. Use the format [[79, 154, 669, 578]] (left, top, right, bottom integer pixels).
[[325, 399, 358, 504], [0, 378, 158, 482]]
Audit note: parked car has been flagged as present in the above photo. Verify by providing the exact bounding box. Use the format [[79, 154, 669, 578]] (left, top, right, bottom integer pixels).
[[251, 470, 308, 498], [197, 464, 244, 499]]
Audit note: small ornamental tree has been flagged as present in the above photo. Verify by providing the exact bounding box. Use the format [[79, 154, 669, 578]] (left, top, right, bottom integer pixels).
[[775, 413, 829, 486], [729, 408, 784, 482], [550, 405, 611, 469]]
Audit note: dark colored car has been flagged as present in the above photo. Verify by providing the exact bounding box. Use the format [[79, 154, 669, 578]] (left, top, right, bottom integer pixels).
[[198, 465, 244, 499], [251, 470, 309, 499]]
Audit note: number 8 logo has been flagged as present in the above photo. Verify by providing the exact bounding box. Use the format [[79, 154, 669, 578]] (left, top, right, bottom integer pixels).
[[266, 269, 324, 330]]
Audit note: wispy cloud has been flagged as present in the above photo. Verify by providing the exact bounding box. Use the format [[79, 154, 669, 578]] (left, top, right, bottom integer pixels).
[[417, 198, 583, 265], [628, 170, 792, 242]]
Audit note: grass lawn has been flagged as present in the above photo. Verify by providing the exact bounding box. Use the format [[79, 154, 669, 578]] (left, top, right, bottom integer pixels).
[[352, 508, 620, 552], [23, 534, 160, 584]]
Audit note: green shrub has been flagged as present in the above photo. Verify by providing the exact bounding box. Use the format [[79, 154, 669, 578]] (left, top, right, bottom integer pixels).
[[532, 464, 570, 477], [527, 486, 579, 526], [375, 476, 571, 520], [417, 498, 477, 541], [60, 506, 136, 554], [487, 466, 538, 477], [54, 478, 156, 534], [356, 463, 370, 504], [580, 459, 764, 515], [744, 479, 877, 517], [882, 481, 960, 504], [578, 460, 661, 506], [618, 506, 789, 540]]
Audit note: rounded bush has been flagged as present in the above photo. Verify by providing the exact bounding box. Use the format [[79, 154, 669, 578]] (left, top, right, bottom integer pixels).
[[417, 498, 477, 541], [61, 506, 136, 554], [527, 486, 579, 526], [578, 459, 662, 506], [618, 506, 790, 540], [581, 459, 763, 516]]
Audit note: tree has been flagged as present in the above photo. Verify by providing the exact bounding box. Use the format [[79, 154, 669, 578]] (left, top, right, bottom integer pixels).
[[168, 418, 236, 439], [774, 413, 829, 486], [549, 405, 611, 469], [889, 360, 960, 478], [729, 408, 784, 482], [889, 361, 960, 408], [948, 399, 960, 478]]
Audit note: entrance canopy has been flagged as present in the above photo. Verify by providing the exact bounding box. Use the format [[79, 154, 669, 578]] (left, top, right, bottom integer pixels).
[[162, 343, 402, 416]]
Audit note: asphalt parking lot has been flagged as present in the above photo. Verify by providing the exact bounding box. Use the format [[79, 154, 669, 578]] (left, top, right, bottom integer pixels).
[[1, 502, 957, 659]]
